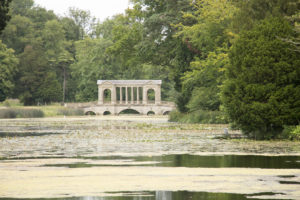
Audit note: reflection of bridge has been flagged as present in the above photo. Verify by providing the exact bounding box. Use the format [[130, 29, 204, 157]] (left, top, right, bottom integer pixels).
[[68, 80, 176, 115]]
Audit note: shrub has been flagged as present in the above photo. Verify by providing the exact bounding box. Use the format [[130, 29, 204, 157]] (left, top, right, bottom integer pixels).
[[15, 108, 44, 118], [282, 125, 300, 140], [169, 109, 228, 124], [0, 109, 17, 118], [3, 100, 10, 107], [0, 108, 44, 118], [57, 108, 84, 116]]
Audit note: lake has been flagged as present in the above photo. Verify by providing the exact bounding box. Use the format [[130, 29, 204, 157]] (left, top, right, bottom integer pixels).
[[0, 116, 299, 200]]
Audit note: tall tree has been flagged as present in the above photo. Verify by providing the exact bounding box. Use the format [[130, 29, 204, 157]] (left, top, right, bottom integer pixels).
[[232, 0, 300, 32], [10, 0, 34, 16], [175, 0, 238, 112], [68, 8, 96, 39], [0, 40, 18, 101], [222, 18, 300, 138], [18, 45, 62, 105], [71, 37, 118, 101], [1, 15, 34, 54], [130, 0, 195, 109], [42, 19, 73, 104], [0, 0, 12, 34]]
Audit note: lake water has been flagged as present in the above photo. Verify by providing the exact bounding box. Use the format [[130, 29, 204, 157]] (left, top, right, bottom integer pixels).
[[0, 116, 299, 200]]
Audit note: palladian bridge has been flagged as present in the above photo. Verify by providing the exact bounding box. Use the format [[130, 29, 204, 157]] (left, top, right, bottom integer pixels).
[[67, 80, 176, 115]]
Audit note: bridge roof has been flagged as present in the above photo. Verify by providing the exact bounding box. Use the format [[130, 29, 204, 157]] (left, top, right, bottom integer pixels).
[[97, 80, 162, 85]]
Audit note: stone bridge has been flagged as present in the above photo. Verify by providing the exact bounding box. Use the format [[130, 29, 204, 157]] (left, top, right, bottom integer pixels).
[[67, 80, 176, 115]]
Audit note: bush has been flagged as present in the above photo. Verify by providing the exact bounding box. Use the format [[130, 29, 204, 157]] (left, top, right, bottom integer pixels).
[[0, 108, 44, 118], [3, 100, 10, 107], [15, 108, 44, 118], [282, 125, 300, 140], [169, 109, 228, 124], [0, 109, 17, 118], [57, 108, 84, 116]]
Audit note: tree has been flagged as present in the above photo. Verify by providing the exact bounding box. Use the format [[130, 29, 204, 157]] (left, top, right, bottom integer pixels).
[[10, 0, 34, 16], [175, 0, 237, 112], [1, 15, 34, 54], [68, 8, 96, 39], [71, 37, 118, 101], [130, 0, 195, 110], [0, 40, 18, 101], [222, 18, 300, 138], [232, 0, 300, 32], [0, 0, 12, 34], [60, 17, 80, 41], [18, 45, 62, 105]]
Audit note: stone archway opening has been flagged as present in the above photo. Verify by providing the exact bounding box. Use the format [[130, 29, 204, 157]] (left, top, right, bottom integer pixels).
[[103, 89, 111, 103], [147, 111, 155, 115], [119, 109, 140, 115], [85, 111, 96, 115], [163, 111, 170, 115], [147, 89, 155, 104], [103, 111, 111, 115]]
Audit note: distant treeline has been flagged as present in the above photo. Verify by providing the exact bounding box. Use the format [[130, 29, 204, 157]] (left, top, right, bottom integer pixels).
[[0, 0, 299, 138]]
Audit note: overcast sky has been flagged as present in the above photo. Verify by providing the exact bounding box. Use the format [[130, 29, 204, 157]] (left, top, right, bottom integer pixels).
[[34, 0, 130, 21]]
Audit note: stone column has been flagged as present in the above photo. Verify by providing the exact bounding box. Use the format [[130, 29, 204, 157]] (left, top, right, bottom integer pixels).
[[98, 86, 103, 104], [120, 87, 123, 104], [143, 86, 147, 104], [155, 85, 161, 105], [137, 87, 139, 104], [111, 86, 116, 105], [131, 86, 134, 104], [125, 86, 128, 104]]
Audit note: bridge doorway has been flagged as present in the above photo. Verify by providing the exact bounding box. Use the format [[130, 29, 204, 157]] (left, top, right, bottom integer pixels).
[[147, 89, 155, 104], [103, 89, 111, 103], [119, 109, 140, 115]]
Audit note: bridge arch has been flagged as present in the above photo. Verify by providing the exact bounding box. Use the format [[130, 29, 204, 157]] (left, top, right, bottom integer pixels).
[[163, 111, 171, 115], [85, 111, 96, 115], [147, 88, 155, 104], [103, 111, 111, 115], [147, 111, 155, 115], [119, 109, 140, 115], [103, 88, 112, 103]]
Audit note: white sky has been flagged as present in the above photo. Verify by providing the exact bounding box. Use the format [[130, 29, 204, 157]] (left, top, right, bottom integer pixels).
[[34, 0, 130, 21]]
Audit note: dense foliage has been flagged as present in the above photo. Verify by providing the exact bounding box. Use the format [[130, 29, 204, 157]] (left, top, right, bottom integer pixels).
[[0, 0, 299, 138]]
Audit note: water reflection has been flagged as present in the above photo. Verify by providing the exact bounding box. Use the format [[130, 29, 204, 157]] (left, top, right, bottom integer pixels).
[[0, 191, 283, 200], [41, 154, 300, 169], [151, 154, 300, 169]]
